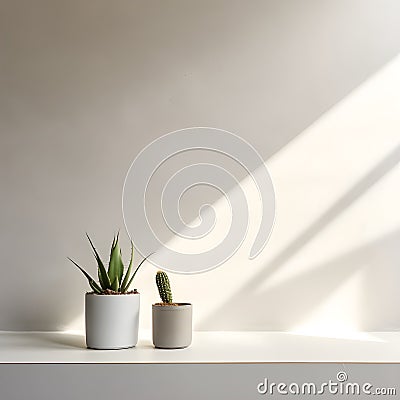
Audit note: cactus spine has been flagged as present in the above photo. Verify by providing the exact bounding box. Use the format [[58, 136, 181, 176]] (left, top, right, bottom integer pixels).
[[156, 270, 173, 303]]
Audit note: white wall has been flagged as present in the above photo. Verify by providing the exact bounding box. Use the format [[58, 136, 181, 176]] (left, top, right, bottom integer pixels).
[[1, 0, 400, 332]]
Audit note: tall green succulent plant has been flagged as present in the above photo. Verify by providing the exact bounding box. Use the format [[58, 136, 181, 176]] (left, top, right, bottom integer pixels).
[[68, 233, 148, 294], [156, 270, 173, 303]]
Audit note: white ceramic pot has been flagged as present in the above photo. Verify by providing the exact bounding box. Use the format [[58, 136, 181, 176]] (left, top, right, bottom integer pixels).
[[152, 303, 192, 349], [85, 292, 140, 349]]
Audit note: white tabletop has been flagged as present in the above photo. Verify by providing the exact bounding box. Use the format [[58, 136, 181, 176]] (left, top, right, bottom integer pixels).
[[1, 331, 400, 364]]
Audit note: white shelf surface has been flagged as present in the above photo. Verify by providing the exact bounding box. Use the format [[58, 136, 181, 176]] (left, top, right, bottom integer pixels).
[[1, 331, 400, 364]]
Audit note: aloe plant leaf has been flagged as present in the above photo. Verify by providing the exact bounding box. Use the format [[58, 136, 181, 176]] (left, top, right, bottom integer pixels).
[[111, 275, 119, 292], [68, 257, 102, 293], [120, 242, 134, 293], [124, 252, 153, 292], [86, 233, 111, 290], [119, 249, 124, 282], [108, 234, 117, 282], [108, 233, 124, 286], [89, 280, 102, 294]]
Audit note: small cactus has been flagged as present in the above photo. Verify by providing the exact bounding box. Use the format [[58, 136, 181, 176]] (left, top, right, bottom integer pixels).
[[156, 270, 173, 303]]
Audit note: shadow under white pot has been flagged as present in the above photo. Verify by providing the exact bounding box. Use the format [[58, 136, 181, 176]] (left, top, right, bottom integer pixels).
[[152, 303, 192, 349], [85, 292, 140, 350]]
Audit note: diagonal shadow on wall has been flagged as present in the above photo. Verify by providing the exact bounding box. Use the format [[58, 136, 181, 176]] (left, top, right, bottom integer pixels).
[[199, 144, 400, 330], [198, 229, 400, 331]]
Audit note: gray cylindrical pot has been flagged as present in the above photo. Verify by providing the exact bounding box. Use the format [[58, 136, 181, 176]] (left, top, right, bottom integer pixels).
[[152, 303, 192, 349], [85, 293, 140, 350]]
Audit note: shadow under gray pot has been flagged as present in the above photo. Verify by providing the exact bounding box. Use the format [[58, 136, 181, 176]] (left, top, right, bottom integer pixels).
[[85, 292, 140, 350], [152, 303, 192, 349]]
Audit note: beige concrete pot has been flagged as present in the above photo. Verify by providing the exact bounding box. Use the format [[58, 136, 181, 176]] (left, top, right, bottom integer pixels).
[[152, 303, 192, 349]]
